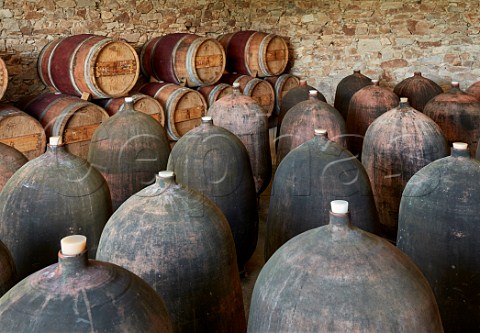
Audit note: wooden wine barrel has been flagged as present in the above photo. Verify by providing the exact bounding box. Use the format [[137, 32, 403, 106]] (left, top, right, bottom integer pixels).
[[95, 93, 165, 127], [139, 82, 207, 141], [141, 33, 226, 87], [0, 142, 27, 192], [221, 73, 275, 116], [264, 74, 300, 116], [38, 34, 139, 99], [0, 57, 8, 101], [218, 30, 289, 77], [197, 83, 233, 107], [0, 106, 46, 160], [21, 92, 109, 159]]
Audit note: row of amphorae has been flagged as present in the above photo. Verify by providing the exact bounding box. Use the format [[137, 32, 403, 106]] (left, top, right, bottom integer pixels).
[[0, 68, 479, 332]]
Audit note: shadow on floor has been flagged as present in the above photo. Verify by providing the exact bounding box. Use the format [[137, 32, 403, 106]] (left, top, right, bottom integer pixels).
[[241, 126, 276, 323]]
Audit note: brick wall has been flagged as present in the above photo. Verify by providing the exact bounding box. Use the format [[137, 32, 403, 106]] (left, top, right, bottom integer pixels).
[[1, 0, 479, 104]]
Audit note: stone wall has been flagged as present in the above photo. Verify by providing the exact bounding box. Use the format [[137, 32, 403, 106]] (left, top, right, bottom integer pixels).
[[1, 0, 479, 104]]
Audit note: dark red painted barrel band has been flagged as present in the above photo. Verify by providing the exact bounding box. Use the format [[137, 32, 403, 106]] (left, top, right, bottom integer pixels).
[[49, 34, 93, 96], [220, 73, 245, 86], [21, 93, 69, 120], [225, 31, 256, 75], [140, 38, 157, 77], [95, 94, 154, 117], [151, 33, 190, 83], [139, 82, 172, 98], [37, 40, 60, 88]]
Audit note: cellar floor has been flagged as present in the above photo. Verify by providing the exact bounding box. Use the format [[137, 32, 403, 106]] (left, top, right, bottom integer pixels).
[[240, 181, 271, 322], [240, 128, 276, 322]]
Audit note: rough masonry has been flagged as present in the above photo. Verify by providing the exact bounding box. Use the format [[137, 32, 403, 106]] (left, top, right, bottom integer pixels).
[[1, 0, 479, 104]]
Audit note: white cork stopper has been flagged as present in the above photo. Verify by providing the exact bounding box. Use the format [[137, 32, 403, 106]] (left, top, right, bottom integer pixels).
[[61, 235, 87, 256], [233, 82, 240, 88], [308, 90, 318, 96], [371, 79, 379, 85], [49, 136, 62, 146], [451, 81, 459, 87], [314, 129, 327, 136], [453, 142, 468, 150], [159, 170, 175, 178], [125, 96, 133, 103], [331, 200, 349, 214]]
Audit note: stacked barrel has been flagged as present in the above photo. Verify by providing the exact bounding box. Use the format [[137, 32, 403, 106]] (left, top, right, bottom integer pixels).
[[1, 34, 139, 160], [0, 54, 46, 161], [21, 34, 140, 159], [139, 31, 294, 141], [139, 33, 223, 141], [217, 30, 294, 122], [0, 57, 7, 102]]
